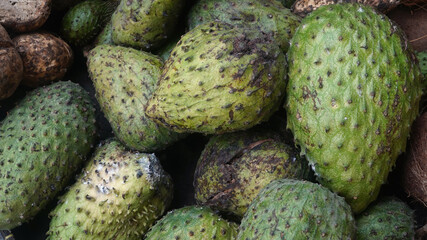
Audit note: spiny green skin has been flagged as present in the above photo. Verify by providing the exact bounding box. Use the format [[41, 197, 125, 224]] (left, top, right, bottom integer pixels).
[[194, 129, 310, 217], [145, 206, 238, 240], [111, 0, 183, 51], [356, 197, 415, 239], [145, 22, 287, 135], [416, 51, 427, 92], [285, 3, 422, 213], [187, 0, 301, 52], [87, 45, 183, 152], [0, 81, 97, 230], [156, 37, 179, 61], [94, 20, 114, 46], [61, 0, 118, 46], [47, 139, 173, 239], [238, 179, 356, 239]]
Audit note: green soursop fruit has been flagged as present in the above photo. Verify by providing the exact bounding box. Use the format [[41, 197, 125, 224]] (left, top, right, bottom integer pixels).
[[0, 81, 97, 230], [145, 22, 287, 134], [285, 3, 422, 213], [87, 44, 183, 152], [188, 0, 301, 52], [145, 206, 238, 240], [47, 139, 173, 239], [194, 129, 310, 217], [416, 51, 427, 92], [356, 197, 415, 239], [111, 0, 183, 50], [93, 20, 114, 46], [156, 36, 179, 61], [61, 0, 118, 46], [238, 179, 356, 239]]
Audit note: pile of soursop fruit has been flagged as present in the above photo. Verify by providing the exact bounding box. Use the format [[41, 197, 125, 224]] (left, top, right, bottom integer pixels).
[[0, 0, 426, 239]]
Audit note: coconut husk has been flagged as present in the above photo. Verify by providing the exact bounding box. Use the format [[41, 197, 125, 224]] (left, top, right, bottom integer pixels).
[[291, 0, 401, 17], [402, 112, 427, 205]]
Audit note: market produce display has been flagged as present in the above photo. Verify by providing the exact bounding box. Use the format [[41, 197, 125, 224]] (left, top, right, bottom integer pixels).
[[0, 0, 425, 239]]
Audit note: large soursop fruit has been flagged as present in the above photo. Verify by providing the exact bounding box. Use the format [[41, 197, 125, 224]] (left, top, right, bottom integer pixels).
[[194, 128, 310, 217], [111, 0, 183, 50], [87, 44, 182, 152], [145, 206, 238, 240], [238, 179, 356, 239], [0, 81, 97, 230], [356, 197, 415, 239], [187, 0, 301, 52], [47, 139, 173, 239], [145, 22, 287, 134], [285, 3, 422, 213]]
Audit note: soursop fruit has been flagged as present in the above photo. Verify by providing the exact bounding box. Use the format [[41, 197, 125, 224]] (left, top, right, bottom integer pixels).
[[87, 44, 183, 152], [194, 128, 310, 217], [145, 206, 238, 240], [238, 179, 356, 239], [0, 81, 97, 230], [111, 0, 183, 50], [356, 197, 415, 239], [188, 0, 301, 52], [416, 51, 427, 92], [47, 139, 173, 239], [285, 3, 422, 213], [61, 0, 118, 46], [93, 20, 114, 46], [145, 22, 287, 134]]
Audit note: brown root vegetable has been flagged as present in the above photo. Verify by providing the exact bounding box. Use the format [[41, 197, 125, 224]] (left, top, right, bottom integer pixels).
[[292, 0, 401, 17], [0, 24, 23, 100], [388, 5, 427, 52], [402, 112, 427, 205], [0, 0, 52, 32], [13, 32, 73, 88]]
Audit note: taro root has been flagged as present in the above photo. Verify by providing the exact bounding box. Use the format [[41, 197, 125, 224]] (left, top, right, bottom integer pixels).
[[13, 32, 73, 88], [0, 24, 23, 100], [401, 112, 427, 204], [292, 0, 400, 17], [194, 129, 311, 218], [0, 0, 52, 32]]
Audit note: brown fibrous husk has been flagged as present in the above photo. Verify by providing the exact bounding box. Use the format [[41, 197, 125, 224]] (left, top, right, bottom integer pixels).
[[402, 112, 427, 205]]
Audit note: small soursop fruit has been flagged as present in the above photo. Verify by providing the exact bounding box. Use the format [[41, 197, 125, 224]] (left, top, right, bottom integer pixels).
[[188, 0, 301, 52], [0, 81, 97, 230], [87, 44, 183, 152], [356, 197, 415, 239], [111, 0, 183, 50], [47, 139, 173, 239], [145, 206, 238, 240], [145, 22, 287, 134], [416, 51, 427, 92], [61, 0, 118, 46], [194, 128, 310, 217], [93, 20, 114, 46], [285, 3, 422, 213], [238, 179, 356, 239]]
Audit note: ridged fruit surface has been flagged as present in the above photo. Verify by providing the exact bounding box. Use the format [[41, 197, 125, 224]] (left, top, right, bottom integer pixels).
[[47, 139, 173, 239], [146, 22, 287, 134], [356, 197, 415, 239], [87, 44, 183, 152], [238, 179, 356, 239], [194, 129, 310, 217], [0, 81, 97, 230], [285, 3, 422, 213], [188, 0, 300, 52], [145, 206, 238, 240]]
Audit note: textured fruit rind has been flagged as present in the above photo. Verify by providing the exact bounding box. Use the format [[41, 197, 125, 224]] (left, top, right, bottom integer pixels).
[[194, 129, 310, 217], [47, 139, 173, 239], [285, 3, 422, 213], [87, 44, 183, 152], [146, 22, 287, 134], [187, 0, 301, 52], [145, 206, 238, 240], [356, 197, 415, 239], [416, 51, 427, 92], [111, 0, 183, 50], [238, 179, 356, 239], [0, 81, 97, 230]]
